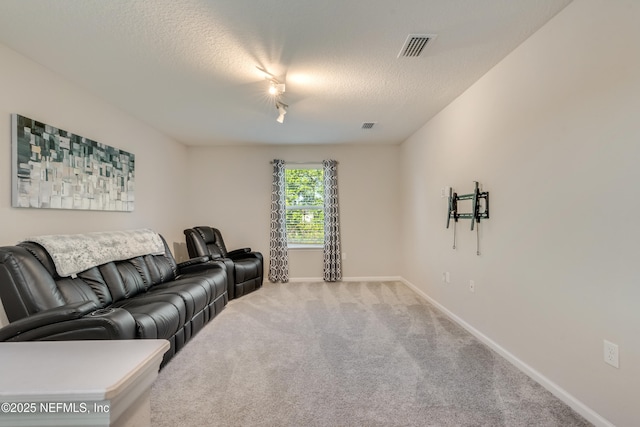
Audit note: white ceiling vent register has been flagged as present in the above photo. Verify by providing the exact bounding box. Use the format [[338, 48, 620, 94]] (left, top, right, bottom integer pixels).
[[361, 122, 376, 129], [398, 34, 437, 58]]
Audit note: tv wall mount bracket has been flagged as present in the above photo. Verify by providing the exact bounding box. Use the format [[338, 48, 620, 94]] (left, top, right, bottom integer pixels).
[[446, 181, 489, 255]]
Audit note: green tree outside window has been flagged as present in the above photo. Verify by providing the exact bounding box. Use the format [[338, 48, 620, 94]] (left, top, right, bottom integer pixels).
[[285, 168, 324, 245]]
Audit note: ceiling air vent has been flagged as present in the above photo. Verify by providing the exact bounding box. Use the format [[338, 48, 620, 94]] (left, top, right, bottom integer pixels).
[[398, 34, 437, 58], [361, 122, 376, 129]]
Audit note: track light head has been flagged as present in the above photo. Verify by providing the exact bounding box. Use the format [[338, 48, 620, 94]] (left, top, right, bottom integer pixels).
[[276, 101, 288, 124], [269, 80, 285, 96]]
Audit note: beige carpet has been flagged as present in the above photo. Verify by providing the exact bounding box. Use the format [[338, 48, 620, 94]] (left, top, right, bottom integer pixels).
[[150, 281, 591, 426]]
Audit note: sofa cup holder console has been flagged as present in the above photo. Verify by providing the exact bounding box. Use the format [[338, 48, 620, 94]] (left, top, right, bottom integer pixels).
[[90, 308, 115, 317]]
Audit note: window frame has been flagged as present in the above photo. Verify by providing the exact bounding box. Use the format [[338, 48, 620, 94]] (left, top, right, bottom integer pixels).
[[284, 163, 324, 249]]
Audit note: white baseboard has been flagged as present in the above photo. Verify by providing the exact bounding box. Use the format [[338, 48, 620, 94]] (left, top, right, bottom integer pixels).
[[400, 277, 614, 427], [287, 276, 402, 283], [342, 276, 403, 282]]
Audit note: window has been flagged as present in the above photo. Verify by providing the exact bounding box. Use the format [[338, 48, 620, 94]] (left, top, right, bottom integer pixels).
[[285, 166, 324, 246]]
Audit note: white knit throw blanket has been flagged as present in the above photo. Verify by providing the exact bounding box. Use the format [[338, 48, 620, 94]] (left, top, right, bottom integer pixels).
[[24, 229, 165, 277]]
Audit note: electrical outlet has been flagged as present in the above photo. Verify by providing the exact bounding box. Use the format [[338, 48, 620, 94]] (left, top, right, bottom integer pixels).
[[469, 280, 475, 293], [341, 252, 347, 261], [604, 340, 619, 368], [445, 272, 450, 284]]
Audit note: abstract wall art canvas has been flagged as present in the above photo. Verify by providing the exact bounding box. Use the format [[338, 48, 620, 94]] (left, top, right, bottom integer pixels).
[[11, 114, 135, 211]]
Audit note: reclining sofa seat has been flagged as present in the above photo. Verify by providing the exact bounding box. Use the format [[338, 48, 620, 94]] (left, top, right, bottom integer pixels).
[[184, 226, 263, 299], [0, 234, 228, 367]]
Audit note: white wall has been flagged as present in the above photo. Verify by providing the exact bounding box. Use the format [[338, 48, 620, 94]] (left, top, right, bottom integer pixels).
[[185, 144, 402, 280], [399, 1, 640, 425], [0, 44, 189, 326]]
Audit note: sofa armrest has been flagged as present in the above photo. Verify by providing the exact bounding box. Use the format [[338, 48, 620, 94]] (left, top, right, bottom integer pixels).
[[176, 257, 225, 276], [177, 256, 211, 269], [0, 302, 137, 341], [0, 301, 97, 341], [227, 248, 251, 258]]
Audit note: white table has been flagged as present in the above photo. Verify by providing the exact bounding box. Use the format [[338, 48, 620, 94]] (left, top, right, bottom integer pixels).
[[0, 340, 170, 427]]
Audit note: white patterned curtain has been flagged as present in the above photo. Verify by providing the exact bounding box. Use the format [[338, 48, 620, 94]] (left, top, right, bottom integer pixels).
[[323, 159, 341, 281], [269, 159, 289, 282]]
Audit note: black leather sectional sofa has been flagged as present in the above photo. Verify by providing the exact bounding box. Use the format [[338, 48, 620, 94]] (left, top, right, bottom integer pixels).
[[0, 234, 229, 366]]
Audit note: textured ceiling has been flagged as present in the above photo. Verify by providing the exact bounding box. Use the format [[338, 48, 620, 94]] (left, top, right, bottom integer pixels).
[[0, 0, 572, 146]]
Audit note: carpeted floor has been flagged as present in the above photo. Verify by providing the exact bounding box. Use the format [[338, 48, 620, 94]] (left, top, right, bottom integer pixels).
[[150, 281, 591, 426]]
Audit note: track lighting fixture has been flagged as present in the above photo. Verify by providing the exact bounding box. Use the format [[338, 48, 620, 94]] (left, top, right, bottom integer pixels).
[[256, 66, 289, 123], [276, 101, 288, 124]]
